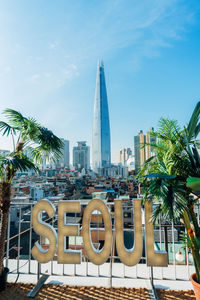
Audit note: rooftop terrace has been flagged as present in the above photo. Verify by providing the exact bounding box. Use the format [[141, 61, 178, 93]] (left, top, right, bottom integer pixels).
[[2, 200, 199, 299]]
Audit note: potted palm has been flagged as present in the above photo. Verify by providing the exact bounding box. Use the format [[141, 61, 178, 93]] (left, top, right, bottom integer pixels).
[[138, 102, 200, 299], [0, 109, 63, 291]]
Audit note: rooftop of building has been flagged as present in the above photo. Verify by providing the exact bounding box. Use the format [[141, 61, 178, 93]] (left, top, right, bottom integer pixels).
[[0, 282, 195, 299]]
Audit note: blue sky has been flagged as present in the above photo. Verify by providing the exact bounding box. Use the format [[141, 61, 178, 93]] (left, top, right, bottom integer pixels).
[[0, 0, 199, 163]]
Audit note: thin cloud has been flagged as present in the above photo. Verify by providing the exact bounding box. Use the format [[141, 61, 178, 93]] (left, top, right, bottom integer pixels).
[[30, 74, 40, 81], [0, 0, 199, 154], [48, 41, 59, 49], [61, 0, 198, 69], [0, 0, 198, 94]]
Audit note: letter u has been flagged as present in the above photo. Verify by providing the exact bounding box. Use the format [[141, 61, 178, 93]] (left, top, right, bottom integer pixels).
[[114, 199, 143, 266]]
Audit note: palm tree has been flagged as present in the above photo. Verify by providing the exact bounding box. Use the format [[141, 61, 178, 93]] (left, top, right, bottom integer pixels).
[[138, 102, 200, 282], [0, 109, 63, 276]]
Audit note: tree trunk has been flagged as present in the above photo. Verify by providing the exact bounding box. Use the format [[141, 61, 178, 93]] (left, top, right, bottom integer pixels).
[[0, 211, 8, 274], [0, 182, 11, 275]]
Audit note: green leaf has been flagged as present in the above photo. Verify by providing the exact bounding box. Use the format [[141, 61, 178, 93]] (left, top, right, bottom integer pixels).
[[196, 236, 200, 249], [3, 109, 25, 129], [187, 177, 200, 191], [187, 101, 200, 141], [145, 173, 176, 179], [179, 231, 193, 249], [0, 121, 15, 136]]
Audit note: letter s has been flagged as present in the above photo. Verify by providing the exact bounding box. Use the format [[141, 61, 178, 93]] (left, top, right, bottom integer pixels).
[[32, 199, 57, 263]]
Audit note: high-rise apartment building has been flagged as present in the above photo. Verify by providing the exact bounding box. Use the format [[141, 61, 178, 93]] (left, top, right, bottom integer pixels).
[[73, 141, 90, 171], [119, 148, 132, 165], [92, 60, 111, 175], [134, 128, 155, 174], [146, 128, 156, 161], [134, 134, 141, 174], [58, 139, 70, 168]]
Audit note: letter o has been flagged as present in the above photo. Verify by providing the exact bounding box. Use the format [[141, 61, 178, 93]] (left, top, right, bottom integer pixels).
[[82, 199, 112, 265]]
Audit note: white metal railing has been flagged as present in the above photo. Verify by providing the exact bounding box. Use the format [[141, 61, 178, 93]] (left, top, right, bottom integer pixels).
[[2, 200, 197, 282]]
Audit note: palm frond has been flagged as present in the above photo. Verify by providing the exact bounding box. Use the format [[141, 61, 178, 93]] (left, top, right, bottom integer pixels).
[[194, 140, 200, 149], [3, 109, 25, 129], [34, 127, 63, 156], [158, 117, 181, 144], [187, 101, 200, 141], [192, 145, 200, 172], [179, 231, 193, 249], [187, 177, 200, 191], [195, 123, 200, 138], [145, 173, 176, 179], [143, 141, 168, 152], [0, 121, 15, 136], [0, 153, 38, 175], [28, 144, 62, 165], [12, 155, 38, 172], [3, 109, 40, 142], [151, 204, 162, 224], [142, 174, 188, 223]]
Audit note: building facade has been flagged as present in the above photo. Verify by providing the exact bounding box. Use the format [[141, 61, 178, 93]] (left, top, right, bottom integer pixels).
[[134, 133, 141, 174], [58, 139, 70, 168], [73, 141, 90, 171], [145, 128, 156, 160], [119, 148, 132, 165], [134, 128, 155, 174], [92, 60, 111, 175]]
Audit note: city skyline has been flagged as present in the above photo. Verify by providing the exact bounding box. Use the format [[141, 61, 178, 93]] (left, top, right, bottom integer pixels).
[[0, 1, 199, 163]]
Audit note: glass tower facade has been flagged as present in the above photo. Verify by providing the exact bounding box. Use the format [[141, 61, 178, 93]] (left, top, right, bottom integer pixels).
[[92, 60, 111, 175], [73, 141, 90, 171]]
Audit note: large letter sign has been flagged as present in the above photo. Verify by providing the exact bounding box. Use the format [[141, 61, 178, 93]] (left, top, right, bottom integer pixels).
[[114, 199, 143, 266], [145, 202, 168, 267], [82, 199, 112, 265], [32, 199, 57, 263], [58, 201, 81, 264], [32, 198, 168, 267]]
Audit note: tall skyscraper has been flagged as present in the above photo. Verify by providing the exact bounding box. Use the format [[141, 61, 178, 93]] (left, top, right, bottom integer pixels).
[[145, 127, 156, 160], [57, 139, 70, 168], [134, 131, 143, 174], [134, 128, 156, 174], [73, 141, 90, 171], [92, 60, 111, 175]]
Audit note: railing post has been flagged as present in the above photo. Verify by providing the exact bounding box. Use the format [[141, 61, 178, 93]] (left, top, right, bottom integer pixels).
[[17, 207, 22, 273], [172, 221, 176, 280], [150, 266, 153, 286], [109, 224, 114, 287], [37, 262, 41, 281], [28, 204, 33, 274], [164, 224, 168, 263]]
